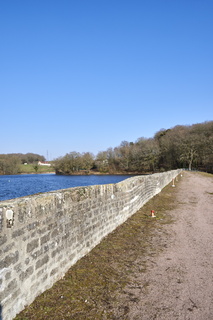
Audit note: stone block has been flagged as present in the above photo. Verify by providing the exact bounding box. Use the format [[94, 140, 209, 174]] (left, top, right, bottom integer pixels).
[[1, 279, 17, 298], [51, 245, 63, 259], [5, 271, 11, 281], [0, 210, 3, 231], [35, 254, 49, 270], [40, 233, 50, 246], [31, 248, 42, 260], [50, 267, 58, 276], [51, 227, 62, 238], [0, 251, 19, 269], [27, 239, 39, 253], [19, 266, 34, 281], [0, 234, 7, 246], [12, 228, 25, 238], [27, 221, 40, 231]]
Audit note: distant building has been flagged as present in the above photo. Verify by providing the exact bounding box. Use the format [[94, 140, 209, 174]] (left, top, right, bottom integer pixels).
[[38, 161, 51, 167]]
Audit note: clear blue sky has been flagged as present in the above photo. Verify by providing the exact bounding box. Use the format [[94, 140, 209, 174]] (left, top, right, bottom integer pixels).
[[1, 1, 212, 160]]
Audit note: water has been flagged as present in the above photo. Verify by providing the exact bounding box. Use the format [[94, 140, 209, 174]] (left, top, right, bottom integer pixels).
[[0, 174, 133, 201]]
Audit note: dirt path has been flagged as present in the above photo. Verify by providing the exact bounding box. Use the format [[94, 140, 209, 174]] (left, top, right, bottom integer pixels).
[[127, 172, 213, 320], [15, 171, 213, 320]]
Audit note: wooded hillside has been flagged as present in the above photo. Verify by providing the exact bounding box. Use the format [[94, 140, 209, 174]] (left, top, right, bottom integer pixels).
[[0, 153, 45, 175], [54, 121, 213, 174], [1, 121, 212, 175]]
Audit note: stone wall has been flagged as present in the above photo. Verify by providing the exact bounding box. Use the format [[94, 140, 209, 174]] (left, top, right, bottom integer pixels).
[[0, 170, 181, 320]]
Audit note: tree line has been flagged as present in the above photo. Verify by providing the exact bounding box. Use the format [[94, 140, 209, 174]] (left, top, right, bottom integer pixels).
[[0, 153, 45, 175], [0, 121, 212, 175], [54, 121, 213, 175]]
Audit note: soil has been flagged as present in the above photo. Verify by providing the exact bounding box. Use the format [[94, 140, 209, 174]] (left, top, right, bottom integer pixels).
[[15, 171, 213, 320], [125, 171, 213, 320]]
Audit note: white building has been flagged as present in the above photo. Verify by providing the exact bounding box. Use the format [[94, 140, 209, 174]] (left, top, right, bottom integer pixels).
[[38, 161, 51, 167]]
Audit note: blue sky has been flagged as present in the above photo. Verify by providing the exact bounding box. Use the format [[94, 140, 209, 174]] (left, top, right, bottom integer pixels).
[[1, 1, 212, 160]]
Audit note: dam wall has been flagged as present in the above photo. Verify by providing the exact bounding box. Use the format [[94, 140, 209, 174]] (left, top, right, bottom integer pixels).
[[0, 169, 181, 319]]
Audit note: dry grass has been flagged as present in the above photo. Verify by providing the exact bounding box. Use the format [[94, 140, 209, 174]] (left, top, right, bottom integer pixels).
[[15, 179, 179, 320], [195, 171, 213, 178]]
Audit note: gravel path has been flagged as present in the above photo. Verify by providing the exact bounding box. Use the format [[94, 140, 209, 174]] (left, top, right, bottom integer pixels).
[[127, 172, 213, 320]]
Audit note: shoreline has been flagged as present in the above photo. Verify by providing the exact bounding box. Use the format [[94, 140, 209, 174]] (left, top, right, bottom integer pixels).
[[0, 170, 148, 176]]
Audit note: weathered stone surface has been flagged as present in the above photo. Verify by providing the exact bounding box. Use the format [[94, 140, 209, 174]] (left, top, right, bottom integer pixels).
[[3, 242, 14, 253], [27, 221, 40, 231], [0, 169, 181, 320], [50, 267, 58, 276], [0, 251, 19, 269], [1, 279, 18, 299], [0, 210, 3, 231], [26, 239, 39, 253], [5, 271, 11, 281], [35, 254, 49, 270], [51, 245, 63, 258], [12, 228, 25, 238], [19, 266, 34, 281], [0, 234, 7, 246], [40, 233, 50, 245]]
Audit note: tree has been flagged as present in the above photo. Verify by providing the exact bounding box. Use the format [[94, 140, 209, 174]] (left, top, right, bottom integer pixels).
[[95, 151, 109, 173], [134, 138, 159, 172], [81, 152, 94, 171], [52, 121, 213, 175], [114, 141, 131, 172], [33, 165, 39, 173], [54, 152, 95, 175], [0, 154, 21, 175]]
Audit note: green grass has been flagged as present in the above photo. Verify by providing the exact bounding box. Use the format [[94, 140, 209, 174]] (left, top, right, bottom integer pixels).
[[19, 164, 55, 174]]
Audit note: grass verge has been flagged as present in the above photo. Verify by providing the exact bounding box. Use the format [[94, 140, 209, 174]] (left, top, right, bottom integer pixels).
[[15, 178, 179, 320], [19, 164, 54, 174]]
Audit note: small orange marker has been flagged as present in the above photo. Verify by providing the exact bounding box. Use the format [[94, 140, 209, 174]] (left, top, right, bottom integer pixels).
[[151, 210, 156, 217]]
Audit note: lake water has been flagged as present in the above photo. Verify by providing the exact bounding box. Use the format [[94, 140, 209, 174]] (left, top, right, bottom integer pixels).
[[0, 174, 133, 201]]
